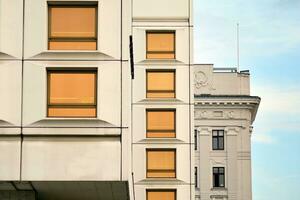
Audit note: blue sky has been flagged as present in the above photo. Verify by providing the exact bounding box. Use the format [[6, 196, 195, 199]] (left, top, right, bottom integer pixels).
[[194, 0, 300, 199]]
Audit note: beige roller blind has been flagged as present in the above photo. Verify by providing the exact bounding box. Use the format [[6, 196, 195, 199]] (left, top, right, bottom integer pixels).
[[147, 71, 175, 98], [147, 111, 175, 131], [147, 33, 174, 52], [147, 150, 175, 170], [146, 32, 175, 59], [49, 7, 96, 38], [49, 72, 96, 104], [147, 191, 176, 200]]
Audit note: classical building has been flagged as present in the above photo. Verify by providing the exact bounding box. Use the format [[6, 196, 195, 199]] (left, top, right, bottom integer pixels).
[[193, 65, 260, 200], [0, 0, 259, 200]]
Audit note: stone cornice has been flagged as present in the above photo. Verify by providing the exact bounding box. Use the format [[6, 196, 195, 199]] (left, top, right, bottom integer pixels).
[[194, 95, 260, 123]]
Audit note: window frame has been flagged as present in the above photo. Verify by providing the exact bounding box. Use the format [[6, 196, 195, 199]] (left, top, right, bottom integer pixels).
[[213, 167, 225, 188], [146, 31, 176, 59], [212, 130, 225, 150], [146, 149, 176, 178], [47, 68, 98, 118], [146, 189, 177, 200], [146, 109, 176, 138], [146, 69, 176, 99], [48, 2, 98, 50]]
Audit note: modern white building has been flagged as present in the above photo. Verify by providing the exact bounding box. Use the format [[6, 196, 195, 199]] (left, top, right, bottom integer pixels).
[[0, 0, 259, 199]]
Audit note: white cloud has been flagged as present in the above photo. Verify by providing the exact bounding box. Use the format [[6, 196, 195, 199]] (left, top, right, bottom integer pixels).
[[252, 132, 275, 144]]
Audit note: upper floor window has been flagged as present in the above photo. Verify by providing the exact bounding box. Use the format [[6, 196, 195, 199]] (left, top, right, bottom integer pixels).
[[147, 190, 176, 200], [146, 31, 175, 59], [47, 69, 97, 118], [194, 129, 198, 150], [146, 70, 175, 98], [213, 167, 225, 188], [146, 149, 176, 178], [212, 130, 224, 150], [146, 110, 175, 138], [48, 3, 97, 50]]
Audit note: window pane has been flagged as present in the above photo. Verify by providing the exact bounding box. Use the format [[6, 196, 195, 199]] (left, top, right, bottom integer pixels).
[[219, 137, 224, 149], [213, 168, 219, 174], [147, 191, 175, 200], [147, 111, 175, 131], [49, 72, 96, 104], [219, 174, 225, 187], [147, 33, 174, 52], [219, 131, 224, 136], [147, 71, 175, 98], [147, 132, 175, 138], [212, 138, 218, 150], [147, 53, 175, 59], [219, 168, 224, 174], [147, 171, 176, 178], [49, 41, 97, 50], [50, 7, 96, 38], [48, 107, 96, 117], [212, 131, 218, 136]]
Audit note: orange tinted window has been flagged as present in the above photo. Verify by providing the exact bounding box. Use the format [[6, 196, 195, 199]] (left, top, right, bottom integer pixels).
[[49, 72, 96, 104], [147, 32, 175, 59], [49, 41, 97, 50], [48, 5, 97, 50], [147, 71, 175, 98], [47, 70, 97, 118], [147, 191, 176, 200], [147, 150, 176, 178], [49, 7, 96, 38], [147, 110, 175, 138]]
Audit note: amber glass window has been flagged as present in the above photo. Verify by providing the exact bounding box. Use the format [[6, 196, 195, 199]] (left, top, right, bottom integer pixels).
[[146, 70, 175, 98], [147, 190, 176, 200], [47, 69, 97, 118], [48, 3, 97, 50], [146, 31, 175, 59], [146, 110, 175, 138], [146, 149, 176, 178]]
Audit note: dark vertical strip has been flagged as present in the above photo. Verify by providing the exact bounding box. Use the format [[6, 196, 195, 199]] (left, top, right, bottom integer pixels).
[[20, 0, 26, 181]]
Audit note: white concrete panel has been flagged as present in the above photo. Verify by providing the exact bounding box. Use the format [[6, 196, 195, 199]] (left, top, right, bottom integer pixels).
[[24, 0, 121, 59], [22, 137, 121, 181], [22, 61, 121, 128], [133, 0, 189, 20], [0, 61, 22, 127], [0, 137, 21, 180], [133, 144, 191, 183], [0, 0, 23, 59], [133, 65, 190, 103], [132, 105, 190, 143]]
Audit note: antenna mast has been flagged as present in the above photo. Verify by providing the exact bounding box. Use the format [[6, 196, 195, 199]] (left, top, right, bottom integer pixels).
[[237, 23, 240, 72]]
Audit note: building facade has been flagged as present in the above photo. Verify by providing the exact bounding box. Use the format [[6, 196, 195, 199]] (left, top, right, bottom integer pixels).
[[0, 0, 259, 200], [193, 65, 260, 200]]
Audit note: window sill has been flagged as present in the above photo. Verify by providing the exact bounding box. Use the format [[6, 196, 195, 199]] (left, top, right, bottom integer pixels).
[[211, 187, 227, 191], [138, 59, 184, 65], [46, 50, 99, 53], [44, 118, 99, 121]]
